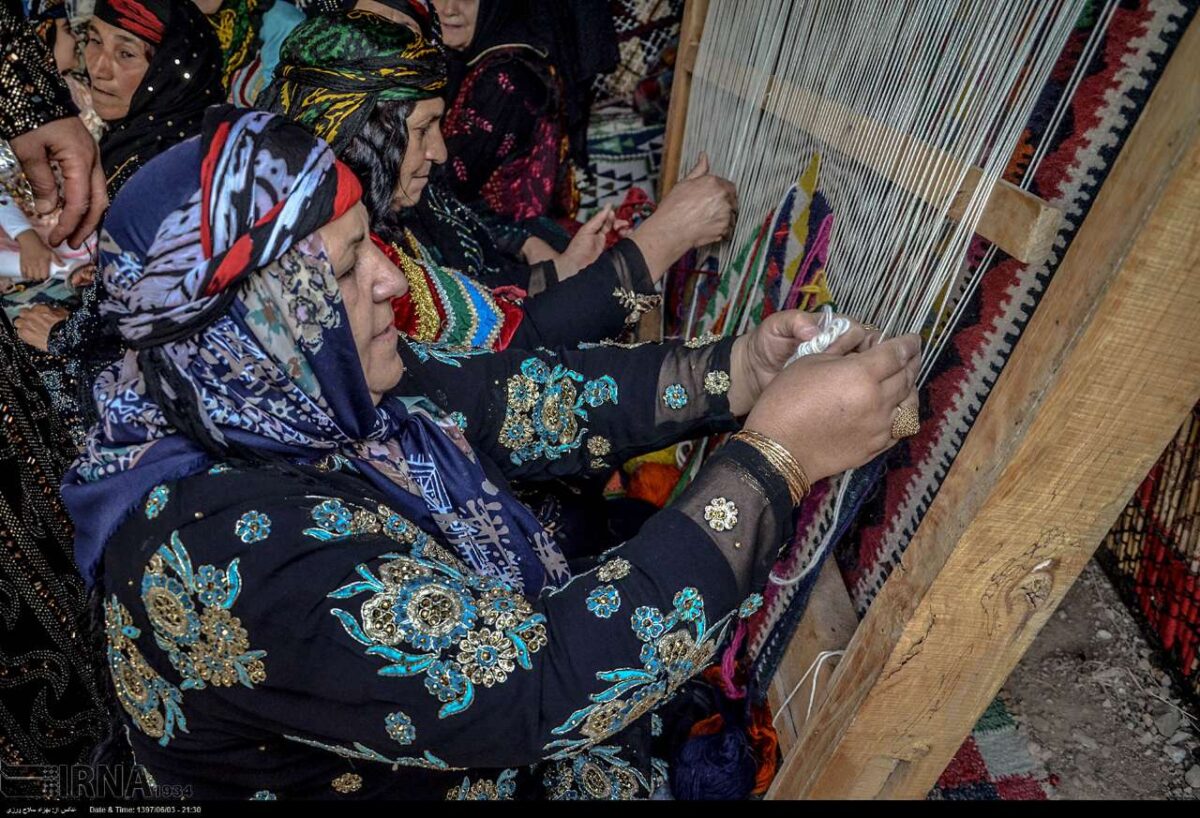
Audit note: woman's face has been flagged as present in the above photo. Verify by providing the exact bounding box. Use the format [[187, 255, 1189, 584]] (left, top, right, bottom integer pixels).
[[52, 20, 79, 75], [319, 202, 410, 404], [392, 96, 447, 210], [432, 0, 478, 51], [84, 18, 152, 121]]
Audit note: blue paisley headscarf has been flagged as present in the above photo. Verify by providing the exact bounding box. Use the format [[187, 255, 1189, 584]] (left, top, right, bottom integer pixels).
[[62, 107, 568, 595]]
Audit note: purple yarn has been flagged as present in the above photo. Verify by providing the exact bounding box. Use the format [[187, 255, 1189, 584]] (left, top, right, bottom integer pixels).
[[669, 723, 757, 800]]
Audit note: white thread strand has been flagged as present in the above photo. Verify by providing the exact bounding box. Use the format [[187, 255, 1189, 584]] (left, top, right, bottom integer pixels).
[[771, 649, 847, 728]]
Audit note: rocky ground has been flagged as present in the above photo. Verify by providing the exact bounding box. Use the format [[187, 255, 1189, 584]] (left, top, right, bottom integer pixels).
[[1001, 559, 1200, 800]]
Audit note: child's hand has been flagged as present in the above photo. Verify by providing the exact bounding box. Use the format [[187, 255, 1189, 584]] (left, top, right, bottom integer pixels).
[[68, 265, 95, 290], [14, 304, 69, 351], [16, 230, 60, 282]]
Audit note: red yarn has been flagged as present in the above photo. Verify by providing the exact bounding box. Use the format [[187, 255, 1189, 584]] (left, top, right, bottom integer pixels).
[[718, 620, 749, 699], [747, 699, 780, 795], [627, 462, 681, 508]]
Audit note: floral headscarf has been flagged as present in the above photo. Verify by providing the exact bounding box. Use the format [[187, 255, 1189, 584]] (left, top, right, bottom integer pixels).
[[62, 107, 568, 596]]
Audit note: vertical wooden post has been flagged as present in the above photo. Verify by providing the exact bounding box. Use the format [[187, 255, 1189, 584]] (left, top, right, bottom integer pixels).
[[768, 17, 1200, 799], [658, 0, 709, 200]]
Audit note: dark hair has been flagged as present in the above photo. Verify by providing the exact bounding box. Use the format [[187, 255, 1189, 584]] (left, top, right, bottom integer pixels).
[[337, 98, 415, 244]]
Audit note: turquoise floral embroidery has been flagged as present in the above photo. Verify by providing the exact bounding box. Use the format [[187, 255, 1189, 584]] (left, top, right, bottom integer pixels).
[[542, 746, 653, 800], [447, 769, 517, 800], [738, 593, 764, 618], [283, 734, 449, 771], [141, 533, 267, 691], [651, 714, 663, 737], [303, 498, 419, 544], [586, 585, 621, 619], [235, 511, 271, 543], [545, 586, 732, 758], [385, 711, 416, 745], [208, 463, 233, 475], [323, 506, 548, 719], [631, 606, 667, 641], [448, 411, 468, 431], [499, 358, 619, 465], [250, 791, 276, 800], [662, 384, 688, 410], [104, 596, 187, 746], [407, 340, 490, 368], [145, 485, 169, 519]]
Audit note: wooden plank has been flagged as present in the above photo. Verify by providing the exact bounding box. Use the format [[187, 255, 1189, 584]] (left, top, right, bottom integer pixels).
[[768, 16, 1200, 799], [766, 559, 858, 756], [689, 56, 1061, 263], [658, 0, 708, 199]]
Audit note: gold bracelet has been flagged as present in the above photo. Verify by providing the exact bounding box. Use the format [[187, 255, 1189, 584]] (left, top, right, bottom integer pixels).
[[731, 429, 811, 504]]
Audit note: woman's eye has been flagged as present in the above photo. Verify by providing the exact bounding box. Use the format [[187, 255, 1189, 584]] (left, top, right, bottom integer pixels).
[[120, 50, 135, 60]]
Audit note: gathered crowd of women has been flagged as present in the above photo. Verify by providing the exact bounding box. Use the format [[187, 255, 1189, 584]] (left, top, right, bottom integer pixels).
[[0, 0, 921, 801]]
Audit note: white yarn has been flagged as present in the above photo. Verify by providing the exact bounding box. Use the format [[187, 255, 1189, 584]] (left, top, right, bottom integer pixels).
[[771, 649, 847, 728], [786, 304, 851, 365]]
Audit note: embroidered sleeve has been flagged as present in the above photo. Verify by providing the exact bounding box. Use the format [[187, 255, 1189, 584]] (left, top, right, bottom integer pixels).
[[509, 239, 658, 349], [0, 7, 77, 140], [397, 336, 740, 482], [226, 491, 787, 772]]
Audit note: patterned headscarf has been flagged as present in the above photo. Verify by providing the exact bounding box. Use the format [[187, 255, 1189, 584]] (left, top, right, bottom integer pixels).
[[205, 0, 269, 92], [257, 9, 447, 153], [63, 108, 567, 597]]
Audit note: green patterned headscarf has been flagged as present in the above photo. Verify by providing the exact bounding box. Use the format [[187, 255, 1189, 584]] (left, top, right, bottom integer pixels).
[[257, 9, 447, 152]]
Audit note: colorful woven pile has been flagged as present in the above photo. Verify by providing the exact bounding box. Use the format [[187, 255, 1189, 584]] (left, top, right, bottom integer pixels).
[[1099, 402, 1200, 706]]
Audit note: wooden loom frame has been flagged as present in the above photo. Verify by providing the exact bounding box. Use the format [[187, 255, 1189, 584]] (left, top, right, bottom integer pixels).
[[659, 0, 1200, 799]]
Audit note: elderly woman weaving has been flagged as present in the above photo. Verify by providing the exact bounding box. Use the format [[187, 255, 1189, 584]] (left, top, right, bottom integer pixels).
[[63, 107, 919, 799], [260, 8, 736, 351]]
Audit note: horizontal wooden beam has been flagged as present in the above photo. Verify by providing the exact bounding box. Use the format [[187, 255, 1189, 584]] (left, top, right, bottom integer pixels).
[[768, 16, 1200, 799]]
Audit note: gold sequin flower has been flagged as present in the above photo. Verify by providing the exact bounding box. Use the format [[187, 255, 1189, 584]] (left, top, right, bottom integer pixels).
[[587, 435, 612, 457], [597, 557, 631, 582], [703, 370, 731, 396], [703, 497, 738, 531], [332, 772, 362, 794], [456, 628, 517, 687]]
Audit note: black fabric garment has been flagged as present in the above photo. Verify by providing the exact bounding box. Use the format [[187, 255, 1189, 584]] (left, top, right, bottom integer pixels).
[[97, 338, 791, 799], [444, 0, 617, 168], [0, 0, 77, 140], [529, 0, 617, 168], [403, 175, 532, 289], [93, 0, 224, 194], [0, 312, 107, 796], [505, 237, 657, 349]]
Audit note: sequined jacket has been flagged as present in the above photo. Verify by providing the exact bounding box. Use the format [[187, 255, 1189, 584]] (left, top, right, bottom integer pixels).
[[0, 3, 76, 141], [99, 339, 794, 800]]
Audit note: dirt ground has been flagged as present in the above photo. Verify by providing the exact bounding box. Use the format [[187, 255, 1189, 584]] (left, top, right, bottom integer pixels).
[[1001, 559, 1200, 800]]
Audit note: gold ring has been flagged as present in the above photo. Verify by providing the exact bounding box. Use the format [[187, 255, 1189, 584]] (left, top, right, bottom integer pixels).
[[890, 403, 920, 439], [862, 322, 881, 333]]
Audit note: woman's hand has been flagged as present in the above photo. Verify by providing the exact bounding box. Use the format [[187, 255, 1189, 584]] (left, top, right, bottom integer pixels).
[[16, 230, 59, 282], [520, 236, 558, 265], [9, 117, 107, 249], [630, 153, 737, 281], [743, 334, 922, 483], [554, 206, 629, 282], [726, 309, 879, 415], [13, 304, 69, 352]]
